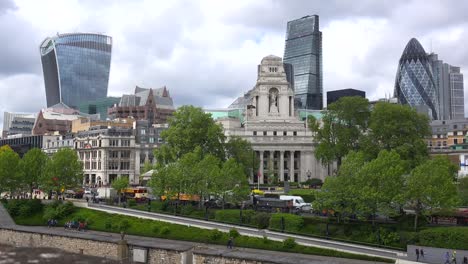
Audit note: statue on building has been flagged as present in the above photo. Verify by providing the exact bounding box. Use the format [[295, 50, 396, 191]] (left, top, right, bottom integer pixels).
[[269, 88, 279, 113]]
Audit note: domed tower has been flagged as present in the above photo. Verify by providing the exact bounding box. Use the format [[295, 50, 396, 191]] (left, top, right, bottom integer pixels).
[[394, 38, 439, 119]]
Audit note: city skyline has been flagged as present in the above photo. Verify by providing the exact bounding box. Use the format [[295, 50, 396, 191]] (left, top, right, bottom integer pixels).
[[1, 0, 468, 131]]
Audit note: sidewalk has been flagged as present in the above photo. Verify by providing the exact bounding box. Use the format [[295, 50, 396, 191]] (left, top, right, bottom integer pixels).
[[0, 203, 15, 227]]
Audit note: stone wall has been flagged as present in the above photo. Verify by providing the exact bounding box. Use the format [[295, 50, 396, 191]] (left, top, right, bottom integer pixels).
[[0, 228, 119, 260]]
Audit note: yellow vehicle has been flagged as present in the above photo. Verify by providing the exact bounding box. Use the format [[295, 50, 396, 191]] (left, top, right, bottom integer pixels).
[[160, 193, 201, 202], [251, 189, 265, 195], [123, 187, 149, 202]]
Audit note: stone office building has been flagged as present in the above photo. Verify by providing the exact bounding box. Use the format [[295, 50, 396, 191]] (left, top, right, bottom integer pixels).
[[75, 127, 137, 187], [217, 55, 329, 184]]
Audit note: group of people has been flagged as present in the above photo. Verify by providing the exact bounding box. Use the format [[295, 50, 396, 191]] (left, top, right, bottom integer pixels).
[[444, 250, 468, 264], [46, 219, 58, 228], [416, 248, 467, 264], [64, 220, 87, 231]]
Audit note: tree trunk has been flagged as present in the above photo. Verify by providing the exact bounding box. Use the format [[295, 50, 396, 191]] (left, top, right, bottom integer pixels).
[[414, 213, 418, 231]]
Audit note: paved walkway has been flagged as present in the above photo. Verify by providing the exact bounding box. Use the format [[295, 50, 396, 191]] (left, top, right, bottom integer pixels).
[[0, 203, 15, 227]]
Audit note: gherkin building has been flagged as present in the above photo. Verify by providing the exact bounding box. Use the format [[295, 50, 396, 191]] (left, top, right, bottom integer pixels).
[[394, 38, 439, 120]]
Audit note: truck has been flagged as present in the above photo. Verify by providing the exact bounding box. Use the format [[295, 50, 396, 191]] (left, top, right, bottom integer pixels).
[[279, 195, 312, 212], [96, 187, 117, 201], [244, 195, 295, 213]]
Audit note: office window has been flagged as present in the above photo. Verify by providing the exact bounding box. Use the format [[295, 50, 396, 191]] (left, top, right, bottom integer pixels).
[[273, 131, 277, 136], [253, 131, 257, 136], [293, 131, 297, 136], [263, 131, 267, 136]]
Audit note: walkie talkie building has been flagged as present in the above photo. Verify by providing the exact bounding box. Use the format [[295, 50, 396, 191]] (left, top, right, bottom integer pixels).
[[40, 33, 112, 108]]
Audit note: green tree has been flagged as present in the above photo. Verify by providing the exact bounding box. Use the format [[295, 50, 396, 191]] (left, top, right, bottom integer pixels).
[[364, 102, 430, 168], [459, 177, 468, 206], [41, 148, 83, 198], [310, 96, 370, 169], [0, 145, 22, 196], [156, 105, 226, 163], [19, 148, 48, 197], [225, 136, 258, 179], [314, 151, 366, 220], [141, 160, 153, 174], [405, 156, 459, 230], [216, 158, 250, 208], [356, 150, 406, 223], [111, 176, 129, 205]]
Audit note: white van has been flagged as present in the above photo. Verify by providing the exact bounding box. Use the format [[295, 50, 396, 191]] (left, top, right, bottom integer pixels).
[[279, 195, 312, 212]]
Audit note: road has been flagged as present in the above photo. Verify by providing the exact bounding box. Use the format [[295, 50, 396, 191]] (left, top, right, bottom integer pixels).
[[86, 203, 408, 261]]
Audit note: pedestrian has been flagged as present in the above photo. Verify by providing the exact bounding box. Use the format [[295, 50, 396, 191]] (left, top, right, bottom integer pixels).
[[415, 248, 420, 262], [446, 251, 451, 264], [462, 256, 467, 264], [420, 248, 424, 260], [86, 196, 89, 203], [47, 219, 51, 228], [227, 237, 234, 249], [453, 250, 458, 264]]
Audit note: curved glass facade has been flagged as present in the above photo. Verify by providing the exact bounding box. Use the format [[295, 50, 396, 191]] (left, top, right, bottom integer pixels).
[[394, 38, 439, 120], [40, 33, 112, 108], [283, 15, 323, 110]]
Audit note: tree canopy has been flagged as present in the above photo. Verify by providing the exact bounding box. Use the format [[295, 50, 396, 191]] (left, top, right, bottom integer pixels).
[[41, 148, 83, 196], [0, 145, 21, 195], [310, 96, 370, 168], [19, 148, 48, 196], [156, 105, 226, 162], [405, 156, 459, 230]]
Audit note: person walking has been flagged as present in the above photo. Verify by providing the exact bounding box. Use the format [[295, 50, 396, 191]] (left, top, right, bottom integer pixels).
[[445, 251, 451, 264], [415, 248, 420, 262], [420, 248, 424, 260], [227, 237, 234, 249], [462, 256, 467, 264], [453, 250, 458, 264]]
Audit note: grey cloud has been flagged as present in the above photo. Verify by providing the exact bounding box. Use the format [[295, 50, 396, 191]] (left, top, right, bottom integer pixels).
[[0, 12, 41, 76], [0, 0, 15, 15]]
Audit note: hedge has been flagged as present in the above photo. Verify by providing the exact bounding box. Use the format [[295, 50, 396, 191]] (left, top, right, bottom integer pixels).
[[269, 213, 304, 232], [417, 227, 468, 250], [214, 209, 255, 225]]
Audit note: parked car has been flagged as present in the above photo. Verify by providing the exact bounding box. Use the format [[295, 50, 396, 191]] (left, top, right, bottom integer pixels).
[[279, 195, 312, 212]]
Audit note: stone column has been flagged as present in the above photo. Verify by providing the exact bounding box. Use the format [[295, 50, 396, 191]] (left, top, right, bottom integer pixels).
[[290, 150, 295, 182], [279, 151, 284, 182], [259, 151, 264, 184], [269, 151, 274, 184]]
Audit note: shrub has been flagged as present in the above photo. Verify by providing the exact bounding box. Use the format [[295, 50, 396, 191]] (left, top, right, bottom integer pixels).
[[160, 226, 170, 235], [417, 227, 468, 250], [209, 229, 223, 241], [104, 219, 112, 230], [253, 212, 271, 229], [180, 205, 195, 216], [42, 206, 58, 221], [282, 237, 297, 249], [152, 225, 160, 234], [5, 199, 43, 217], [229, 228, 240, 238], [55, 201, 74, 218], [215, 209, 246, 223], [117, 220, 131, 232], [269, 213, 304, 232], [127, 199, 137, 207]]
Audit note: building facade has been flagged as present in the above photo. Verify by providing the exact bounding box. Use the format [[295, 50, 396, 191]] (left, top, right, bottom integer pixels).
[[394, 38, 439, 120], [217, 55, 329, 184], [0, 135, 55, 157], [32, 104, 84, 135], [108, 86, 175, 124], [2, 112, 35, 138], [326, 88, 366, 106], [283, 15, 323, 110], [40, 33, 112, 108], [75, 128, 137, 187], [78, 97, 121, 120], [71, 117, 134, 133], [428, 53, 465, 120]]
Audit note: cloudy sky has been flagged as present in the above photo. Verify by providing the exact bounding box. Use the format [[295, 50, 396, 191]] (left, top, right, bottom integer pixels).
[[1, 0, 468, 131]]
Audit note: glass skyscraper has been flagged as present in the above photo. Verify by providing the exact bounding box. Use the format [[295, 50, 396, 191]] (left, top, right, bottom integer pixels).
[[394, 38, 439, 120], [283, 15, 323, 110], [40, 33, 112, 108]]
